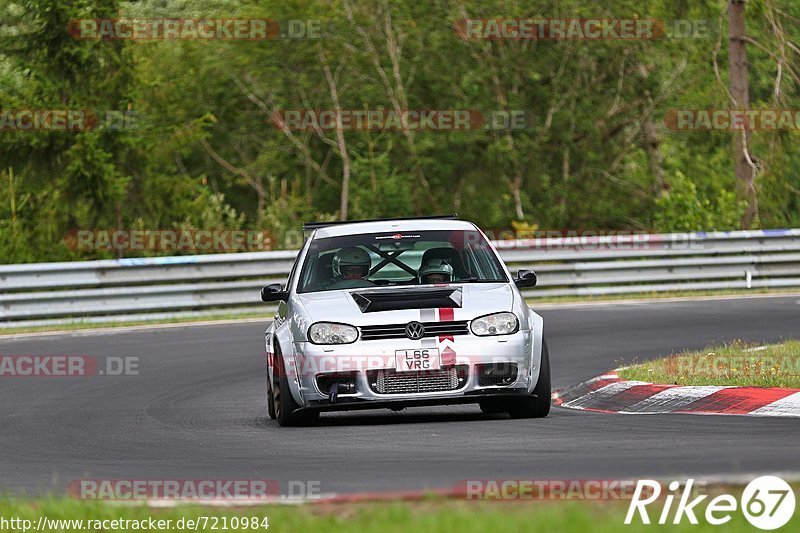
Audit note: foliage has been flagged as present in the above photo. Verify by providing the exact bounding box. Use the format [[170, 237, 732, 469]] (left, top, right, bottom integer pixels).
[[1, 0, 799, 263], [653, 171, 746, 232]]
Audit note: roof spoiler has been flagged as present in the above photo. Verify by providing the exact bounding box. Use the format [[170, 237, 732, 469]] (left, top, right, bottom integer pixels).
[[303, 214, 458, 232]]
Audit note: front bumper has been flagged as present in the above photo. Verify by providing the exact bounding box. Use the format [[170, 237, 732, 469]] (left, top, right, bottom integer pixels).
[[285, 330, 540, 411], [303, 388, 534, 412]]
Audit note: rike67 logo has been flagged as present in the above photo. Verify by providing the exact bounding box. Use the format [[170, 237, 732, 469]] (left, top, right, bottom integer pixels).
[[626, 476, 795, 530]]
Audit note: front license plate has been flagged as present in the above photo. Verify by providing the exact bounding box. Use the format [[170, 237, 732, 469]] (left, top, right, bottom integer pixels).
[[395, 348, 441, 372]]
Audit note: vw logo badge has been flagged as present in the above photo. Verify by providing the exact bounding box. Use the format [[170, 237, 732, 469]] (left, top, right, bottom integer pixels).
[[405, 321, 425, 340]]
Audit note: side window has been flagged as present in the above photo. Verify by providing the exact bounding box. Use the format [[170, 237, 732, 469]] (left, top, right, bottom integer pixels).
[[462, 246, 479, 277], [463, 243, 505, 280], [299, 254, 315, 290], [286, 238, 310, 293], [468, 246, 488, 278]]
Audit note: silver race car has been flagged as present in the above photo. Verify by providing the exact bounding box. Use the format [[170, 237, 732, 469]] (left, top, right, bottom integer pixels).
[[262, 215, 548, 426]]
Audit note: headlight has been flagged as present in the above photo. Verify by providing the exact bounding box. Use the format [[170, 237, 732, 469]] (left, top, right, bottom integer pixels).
[[308, 322, 358, 344], [470, 312, 518, 336]]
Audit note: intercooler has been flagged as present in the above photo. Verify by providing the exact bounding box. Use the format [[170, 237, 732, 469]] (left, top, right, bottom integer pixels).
[[367, 365, 469, 394]]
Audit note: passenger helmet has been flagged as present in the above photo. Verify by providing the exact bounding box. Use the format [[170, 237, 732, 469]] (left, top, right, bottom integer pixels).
[[419, 258, 453, 283]]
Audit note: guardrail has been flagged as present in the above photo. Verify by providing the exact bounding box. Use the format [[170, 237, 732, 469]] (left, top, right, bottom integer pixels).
[[2, 229, 800, 326]]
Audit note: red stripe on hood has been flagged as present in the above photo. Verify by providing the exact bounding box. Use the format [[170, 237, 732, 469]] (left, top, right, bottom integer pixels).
[[438, 307, 455, 342]]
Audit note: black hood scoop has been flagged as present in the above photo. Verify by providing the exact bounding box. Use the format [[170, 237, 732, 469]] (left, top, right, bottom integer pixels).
[[351, 287, 462, 313]]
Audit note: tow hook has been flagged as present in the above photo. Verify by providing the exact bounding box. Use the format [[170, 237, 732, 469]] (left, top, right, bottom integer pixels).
[[329, 382, 339, 404]]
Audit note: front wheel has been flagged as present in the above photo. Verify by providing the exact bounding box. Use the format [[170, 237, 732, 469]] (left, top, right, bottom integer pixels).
[[273, 345, 319, 427], [508, 337, 551, 419]]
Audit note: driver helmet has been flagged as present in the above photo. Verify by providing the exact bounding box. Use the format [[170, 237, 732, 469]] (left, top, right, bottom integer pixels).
[[419, 258, 453, 284], [332, 247, 371, 280]]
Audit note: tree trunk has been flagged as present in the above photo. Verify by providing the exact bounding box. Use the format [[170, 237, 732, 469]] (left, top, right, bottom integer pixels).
[[560, 145, 570, 221], [115, 200, 123, 259], [512, 175, 524, 220], [728, 0, 758, 228], [319, 48, 351, 220], [642, 117, 667, 193]]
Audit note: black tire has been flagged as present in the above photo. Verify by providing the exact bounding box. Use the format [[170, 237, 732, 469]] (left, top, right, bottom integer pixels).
[[508, 338, 551, 419], [273, 345, 318, 427]]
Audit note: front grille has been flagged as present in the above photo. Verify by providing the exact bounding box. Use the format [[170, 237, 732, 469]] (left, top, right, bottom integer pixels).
[[360, 321, 469, 341], [476, 363, 519, 386], [367, 365, 469, 394]]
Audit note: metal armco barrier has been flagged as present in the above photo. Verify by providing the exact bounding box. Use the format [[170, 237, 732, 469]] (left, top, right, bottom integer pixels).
[[2, 229, 800, 325]]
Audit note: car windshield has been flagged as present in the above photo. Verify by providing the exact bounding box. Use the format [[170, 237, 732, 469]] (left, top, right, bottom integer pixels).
[[297, 229, 507, 293]]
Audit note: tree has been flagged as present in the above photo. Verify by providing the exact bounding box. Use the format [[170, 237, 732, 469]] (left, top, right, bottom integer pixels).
[[728, 0, 758, 228]]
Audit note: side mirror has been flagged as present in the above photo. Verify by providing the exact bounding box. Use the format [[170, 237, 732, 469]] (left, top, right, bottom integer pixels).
[[261, 283, 288, 302], [514, 269, 537, 288]]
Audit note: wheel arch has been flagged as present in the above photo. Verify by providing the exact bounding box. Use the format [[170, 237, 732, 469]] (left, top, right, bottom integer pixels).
[[527, 310, 545, 393], [272, 322, 305, 406]]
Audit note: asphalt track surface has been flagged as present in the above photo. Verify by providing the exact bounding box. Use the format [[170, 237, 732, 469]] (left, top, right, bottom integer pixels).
[[1, 295, 799, 497]]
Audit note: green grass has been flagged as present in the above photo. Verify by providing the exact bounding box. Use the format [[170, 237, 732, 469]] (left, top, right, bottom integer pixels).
[[618, 339, 800, 388], [1, 495, 797, 532]]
